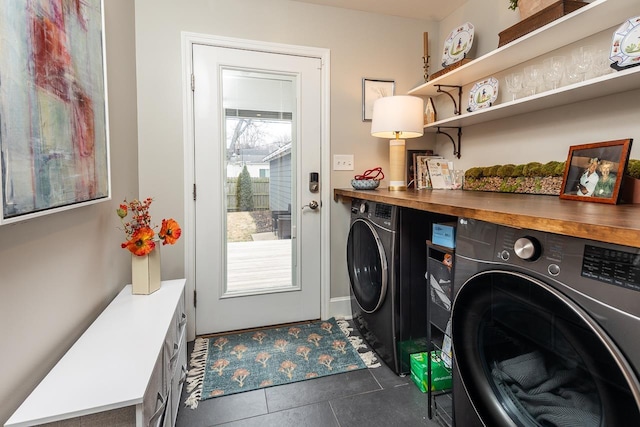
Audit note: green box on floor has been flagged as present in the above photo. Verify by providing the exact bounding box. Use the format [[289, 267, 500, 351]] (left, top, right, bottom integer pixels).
[[398, 338, 429, 373], [410, 351, 452, 392]]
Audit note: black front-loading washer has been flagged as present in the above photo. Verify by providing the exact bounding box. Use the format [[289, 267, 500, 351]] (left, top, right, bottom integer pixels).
[[452, 218, 640, 427], [346, 198, 450, 375]]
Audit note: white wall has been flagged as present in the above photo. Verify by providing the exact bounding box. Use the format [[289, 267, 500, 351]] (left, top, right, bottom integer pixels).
[[133, 0, 438, 312], [0, 1, 138, 424]]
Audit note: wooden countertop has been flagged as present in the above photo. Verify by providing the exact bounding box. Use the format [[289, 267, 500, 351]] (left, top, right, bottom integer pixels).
[[334, 188, 640, 249]]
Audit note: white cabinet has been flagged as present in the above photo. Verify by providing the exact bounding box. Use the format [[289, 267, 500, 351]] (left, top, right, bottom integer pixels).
[[5, 279, 187, 427], [409, 0, 640, 130]]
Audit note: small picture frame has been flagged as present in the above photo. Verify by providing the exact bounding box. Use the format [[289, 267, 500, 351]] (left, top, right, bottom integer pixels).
[[425, 97, 437, 125], [362, 78, 395, 122], [406, 150, 433, 188], [559, 139, 633, 204], [416, 155, 442, 190]]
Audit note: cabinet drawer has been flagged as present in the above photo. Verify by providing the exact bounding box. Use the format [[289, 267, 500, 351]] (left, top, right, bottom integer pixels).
[[167, 336, 188, 427], [163, 291, 187, 391], [144, 350, 167, 427]]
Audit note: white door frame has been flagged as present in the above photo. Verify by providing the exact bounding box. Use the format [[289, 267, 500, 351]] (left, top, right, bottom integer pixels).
[[181, 32, 331, 341]]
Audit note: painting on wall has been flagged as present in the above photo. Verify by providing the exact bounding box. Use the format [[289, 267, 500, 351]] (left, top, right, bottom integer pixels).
[[0, 0, 110, 225], [362, 78, 395, 122]]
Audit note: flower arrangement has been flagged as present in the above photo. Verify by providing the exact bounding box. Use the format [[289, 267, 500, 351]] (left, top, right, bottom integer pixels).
[[508, 0, 518, 10], [117, 198, 182, 256]]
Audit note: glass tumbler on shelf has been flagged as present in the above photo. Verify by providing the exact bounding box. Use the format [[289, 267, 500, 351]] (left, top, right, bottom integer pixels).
[[571, 45, 595, 81], [523, 65, 543, 96], [591, 48, 612, 78], [564, 61, 582, 85], [542, 56, 565, 90], [504, 71, 524, 101], [451, 170, 464, 190]]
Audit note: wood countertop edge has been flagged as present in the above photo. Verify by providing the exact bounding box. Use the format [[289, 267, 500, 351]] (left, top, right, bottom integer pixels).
[[334, 188, 640, 249]]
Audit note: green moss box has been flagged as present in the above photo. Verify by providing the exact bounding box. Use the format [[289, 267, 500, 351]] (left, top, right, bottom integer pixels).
[[410, 351, 452, 393]]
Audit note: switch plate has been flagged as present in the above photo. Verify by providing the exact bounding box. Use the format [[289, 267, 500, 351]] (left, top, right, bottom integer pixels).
[[333, 154, 354, 171]]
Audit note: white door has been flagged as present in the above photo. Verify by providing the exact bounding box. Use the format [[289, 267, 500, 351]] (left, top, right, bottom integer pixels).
[[193, 43, 322, 334]]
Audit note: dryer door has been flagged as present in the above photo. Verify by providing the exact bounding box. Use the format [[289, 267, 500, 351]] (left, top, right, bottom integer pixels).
[[347, 218, 388, 313], [452, 270, 640, 427]]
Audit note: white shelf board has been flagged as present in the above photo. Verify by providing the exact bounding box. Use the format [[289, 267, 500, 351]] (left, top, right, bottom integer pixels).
[[423, 65, 640, 130], [409, 0, 637, 96]]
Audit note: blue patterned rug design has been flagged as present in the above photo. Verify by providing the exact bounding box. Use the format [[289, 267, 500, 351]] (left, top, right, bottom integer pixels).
[[185, 318, 376, 408]]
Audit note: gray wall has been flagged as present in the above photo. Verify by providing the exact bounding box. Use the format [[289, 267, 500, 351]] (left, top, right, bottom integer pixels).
[[0, 1, 138, 424]]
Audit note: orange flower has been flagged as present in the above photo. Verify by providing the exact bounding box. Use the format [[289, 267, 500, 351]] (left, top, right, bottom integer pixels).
[[116, 203, 128, 219], [159, 218, 181, 245], [121, 226, 156, 256]]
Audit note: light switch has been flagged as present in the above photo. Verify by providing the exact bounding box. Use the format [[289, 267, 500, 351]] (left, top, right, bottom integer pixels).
[[333, 154, 354, 171]]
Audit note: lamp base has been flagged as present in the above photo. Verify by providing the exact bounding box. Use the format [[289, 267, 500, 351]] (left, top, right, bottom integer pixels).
[[389, 139, 407, 191], [388, 184, 407, 191]]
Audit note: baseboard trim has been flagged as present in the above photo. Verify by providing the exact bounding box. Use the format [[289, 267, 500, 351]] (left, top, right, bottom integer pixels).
[[329, 296, 352, 320]]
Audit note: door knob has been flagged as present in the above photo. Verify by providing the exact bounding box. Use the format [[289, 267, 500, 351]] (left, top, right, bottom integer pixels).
[[301, 200, 319, 210]]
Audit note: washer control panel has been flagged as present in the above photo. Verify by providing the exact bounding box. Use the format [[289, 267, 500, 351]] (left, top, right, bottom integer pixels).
[[582, 244, 640, 292], [456, 217, 640, 320]]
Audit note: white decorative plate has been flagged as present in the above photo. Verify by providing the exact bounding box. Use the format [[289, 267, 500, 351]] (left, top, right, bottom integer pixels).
[[467, 77, 499, 112], [610, 16, 640, 70], [442, 22, 474, 67]]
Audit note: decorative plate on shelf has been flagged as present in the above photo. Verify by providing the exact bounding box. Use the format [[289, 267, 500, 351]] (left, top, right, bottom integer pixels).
[[442, 22, 474, 67], [467, 77, 499, 112], [610, 16, 640, 70]]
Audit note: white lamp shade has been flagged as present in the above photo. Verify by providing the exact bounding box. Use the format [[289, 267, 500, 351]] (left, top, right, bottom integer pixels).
[[370, 95, 424, 139]]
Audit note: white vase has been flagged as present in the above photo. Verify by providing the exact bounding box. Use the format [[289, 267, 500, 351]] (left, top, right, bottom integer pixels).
[[131, 245, 161, 295], [518, 0, 556, 20]]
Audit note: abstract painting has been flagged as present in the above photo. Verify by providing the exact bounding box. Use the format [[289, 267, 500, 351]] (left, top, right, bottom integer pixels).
[[0, 0, 110, 224]]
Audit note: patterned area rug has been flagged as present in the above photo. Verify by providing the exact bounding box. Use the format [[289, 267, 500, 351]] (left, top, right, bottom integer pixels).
[[185, 318, 378, 408]]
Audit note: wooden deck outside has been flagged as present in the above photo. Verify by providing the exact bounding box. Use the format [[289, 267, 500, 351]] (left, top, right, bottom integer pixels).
[[226, 239, 293, 292]]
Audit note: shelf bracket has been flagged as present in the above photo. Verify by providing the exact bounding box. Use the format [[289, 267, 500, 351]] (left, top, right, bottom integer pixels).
[[435, 85, 462, 116], [436, 127, 462, 159]]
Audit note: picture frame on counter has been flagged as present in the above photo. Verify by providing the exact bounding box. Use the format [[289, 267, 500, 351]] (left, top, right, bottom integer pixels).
[[415, 154, 443, 190], [407, 150, 433, 188], [362, 78, 395, 121], [559, 139, 633, 204]]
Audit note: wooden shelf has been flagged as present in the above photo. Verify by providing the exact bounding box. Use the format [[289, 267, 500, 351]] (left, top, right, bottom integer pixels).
[[334, 188, 640, 248], [409, 0, 636, 97]]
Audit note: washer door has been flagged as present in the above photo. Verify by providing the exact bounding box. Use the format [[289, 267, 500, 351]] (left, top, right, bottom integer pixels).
[[347, 218, 388, 313], [452, 270, 640, 427]]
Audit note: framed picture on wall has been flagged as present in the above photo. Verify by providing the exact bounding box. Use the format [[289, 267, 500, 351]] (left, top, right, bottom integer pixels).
[[559, 139, 633, 204], [0, 0, 111, 225], [362, 78, 395, 121]]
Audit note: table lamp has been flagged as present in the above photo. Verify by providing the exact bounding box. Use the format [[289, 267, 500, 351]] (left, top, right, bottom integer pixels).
[[370, 95, 424, 190]]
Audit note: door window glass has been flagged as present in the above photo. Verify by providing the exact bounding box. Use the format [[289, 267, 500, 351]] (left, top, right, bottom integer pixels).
[[222, 68, 296, 295]]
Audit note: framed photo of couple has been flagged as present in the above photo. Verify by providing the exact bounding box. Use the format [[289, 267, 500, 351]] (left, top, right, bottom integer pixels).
[[559, 139, 633, 205]]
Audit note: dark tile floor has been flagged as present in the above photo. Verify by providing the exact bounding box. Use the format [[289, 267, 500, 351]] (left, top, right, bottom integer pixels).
[[175, 324, 445, 427]]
